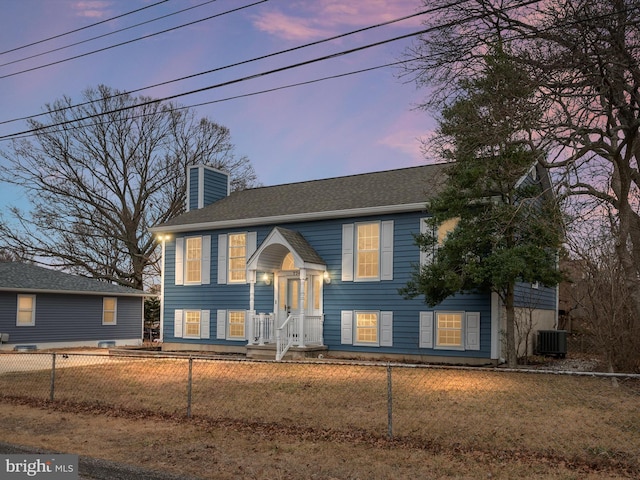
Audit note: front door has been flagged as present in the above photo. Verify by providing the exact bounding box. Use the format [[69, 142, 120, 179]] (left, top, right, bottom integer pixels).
[[277, 277, 300, 326]]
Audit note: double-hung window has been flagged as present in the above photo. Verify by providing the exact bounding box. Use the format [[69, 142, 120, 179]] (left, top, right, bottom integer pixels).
[[357, 223, 379, 280], [342, 221, 393, 281], [420, 217, 459, 266], [228, 233, 247, 283], [185, 237, 202, 283], [102, 297, 117, 325], [217, 232, 257, 285], [16, 294, 35, 326], [184, 310, 201, 337], [355, 311, 378, 344]]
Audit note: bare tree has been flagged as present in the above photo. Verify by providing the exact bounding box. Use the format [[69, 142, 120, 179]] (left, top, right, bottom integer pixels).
[[403, 0, 640, 323], [566, 220, 640, 373], [0, 85, 258, 290]]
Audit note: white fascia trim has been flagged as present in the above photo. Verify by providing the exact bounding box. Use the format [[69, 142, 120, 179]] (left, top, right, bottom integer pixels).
[[0, 287, 150, 298], [150, 203, 427, 234]]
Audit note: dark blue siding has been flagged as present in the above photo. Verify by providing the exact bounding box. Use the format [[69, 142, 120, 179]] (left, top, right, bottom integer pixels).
[[163, 212, 493, 358], [188, 167, 199, 211], [514, 282, 556, 310], [0, 292, 142, 344], [202, 168, 228, 207]]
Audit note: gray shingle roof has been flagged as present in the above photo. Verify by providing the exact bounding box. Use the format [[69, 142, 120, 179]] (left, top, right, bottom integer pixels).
[[0, 262, 146, 296], [274, 227, 325, 266], [154, 163, 447, 231]]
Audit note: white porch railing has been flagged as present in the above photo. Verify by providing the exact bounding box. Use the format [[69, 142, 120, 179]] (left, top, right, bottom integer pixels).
[[248, 313, 275, 345], [276, 314, 324, 361], [276, 314, 298, 361], [249, 312, 324, 360]]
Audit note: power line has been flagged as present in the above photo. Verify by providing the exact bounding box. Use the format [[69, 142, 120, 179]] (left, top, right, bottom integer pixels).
[[1, 58, 420, 142], [3, 0, 628, 142], [0, 2, 460, 126], [0, 1, 268, 80], [0, 0, 219, 69], [0, 0, 171, 56]]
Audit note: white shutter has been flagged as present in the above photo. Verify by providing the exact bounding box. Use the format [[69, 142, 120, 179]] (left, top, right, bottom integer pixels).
[[341, 310, 353, 344], [247, 232, 257, 258], [202, 236, 211, 285], [341, 224, 354, 281], [246, 232, 257, 283], [216, 309, 227, 340], [419, 218, 429, 267], [175, 238, 184, 285], [419, 311, 433, 348], [380, 311, 393, 347], [200, 310, 210, 339], [380, 221, 394, 280], [217, 234, 227, 284], [174, 309, 183, 338], [465, 312, 480, 351]]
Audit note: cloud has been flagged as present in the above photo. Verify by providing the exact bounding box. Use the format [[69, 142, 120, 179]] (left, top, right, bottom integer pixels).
[[252, 0, 422, 41], [73, 1, 112, 19]]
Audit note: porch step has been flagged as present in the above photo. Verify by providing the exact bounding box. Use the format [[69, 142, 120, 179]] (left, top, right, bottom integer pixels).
[[246, 344, 328, 361]]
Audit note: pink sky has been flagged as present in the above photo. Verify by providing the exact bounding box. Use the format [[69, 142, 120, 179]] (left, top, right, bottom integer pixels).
[[0, 0, 435, 211]]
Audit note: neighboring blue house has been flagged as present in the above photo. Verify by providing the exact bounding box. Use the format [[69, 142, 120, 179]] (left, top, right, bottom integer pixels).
[[151, 164, 557, 364], [0, 262, 146, 350]]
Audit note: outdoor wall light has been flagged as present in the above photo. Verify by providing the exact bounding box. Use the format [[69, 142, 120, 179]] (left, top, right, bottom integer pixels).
[[262, 273, 272, 285], [323, 271, 331, 284]]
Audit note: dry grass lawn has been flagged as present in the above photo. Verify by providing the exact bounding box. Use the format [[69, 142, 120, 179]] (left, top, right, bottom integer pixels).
[[0, 353, 638, 479]]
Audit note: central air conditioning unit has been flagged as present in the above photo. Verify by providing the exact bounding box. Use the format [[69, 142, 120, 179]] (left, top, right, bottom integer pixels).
[[536, 330, 567, 358]]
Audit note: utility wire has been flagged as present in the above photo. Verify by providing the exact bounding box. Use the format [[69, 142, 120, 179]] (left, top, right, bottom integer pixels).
[[0, 0, 219, 69], [0, 0, 542, 140], [2, 0, 629, 141], [0, 0, 268, 80], [0, 0, 171, 56], [0, 1, 465, 126], [1, 58, 421, 142]]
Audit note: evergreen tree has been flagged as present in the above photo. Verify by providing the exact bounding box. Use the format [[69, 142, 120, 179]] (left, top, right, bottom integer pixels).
[[401, 45, 564, 367]]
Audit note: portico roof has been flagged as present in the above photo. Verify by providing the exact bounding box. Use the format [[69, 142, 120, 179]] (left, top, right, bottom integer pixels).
[[247, 227, 326, 272]]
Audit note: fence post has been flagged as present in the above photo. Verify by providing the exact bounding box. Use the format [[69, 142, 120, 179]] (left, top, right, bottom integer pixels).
[[49, 353, 56, 402], [387, 363, 393, 439], [186, 357, 193, 418]]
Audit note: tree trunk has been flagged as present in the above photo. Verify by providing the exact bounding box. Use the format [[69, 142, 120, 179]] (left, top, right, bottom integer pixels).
[[504, 284, 518, 368]]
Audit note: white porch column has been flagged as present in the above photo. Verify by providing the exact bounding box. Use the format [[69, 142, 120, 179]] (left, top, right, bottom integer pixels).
[[247, 270, 256, 345], [298, 268, 306, 347]]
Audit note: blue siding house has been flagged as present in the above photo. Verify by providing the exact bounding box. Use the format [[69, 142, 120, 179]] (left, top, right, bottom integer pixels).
[[0, 262, 146, 350], [151, 164, 557, 364]]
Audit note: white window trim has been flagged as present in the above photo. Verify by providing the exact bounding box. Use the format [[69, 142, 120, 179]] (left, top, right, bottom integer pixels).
[[435, 311, 465, 351], [354, 310, 380, 346], [16, 294, 36, 326], [226, 310, 247, 341], [102, 297, 117, 325]]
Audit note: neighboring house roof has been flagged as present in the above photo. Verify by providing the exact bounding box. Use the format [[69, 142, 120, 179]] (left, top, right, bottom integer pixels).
[[0, 262, 147, 297], [152, 163, 448, 233]]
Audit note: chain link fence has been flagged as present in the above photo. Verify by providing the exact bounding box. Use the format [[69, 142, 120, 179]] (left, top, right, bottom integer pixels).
[[0, 351, 638, 472]]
